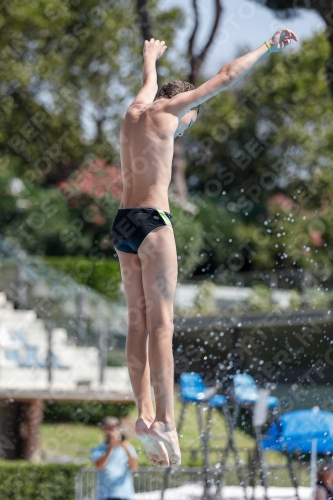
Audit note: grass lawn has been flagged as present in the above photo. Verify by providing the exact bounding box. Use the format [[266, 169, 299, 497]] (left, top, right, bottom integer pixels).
[[40, 393, 284, 468], [40, 422, 101, 462]]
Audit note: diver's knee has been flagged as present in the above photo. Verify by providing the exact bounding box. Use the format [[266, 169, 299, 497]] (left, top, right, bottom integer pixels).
[[148, 321, 174, 338]]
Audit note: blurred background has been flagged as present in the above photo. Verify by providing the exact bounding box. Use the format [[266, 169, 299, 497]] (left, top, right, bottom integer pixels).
[[1, 0, 333, 499]]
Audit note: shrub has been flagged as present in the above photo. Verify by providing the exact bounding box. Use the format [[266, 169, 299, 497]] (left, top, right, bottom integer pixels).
[[303, 287, 333, 309], [194, 198, 243, 275], [175, 280, 219, 317], [43, 401, 135, 426], [107, 348, 127, 366], [43, 256, 121, 300], [247, 285, 274, 312], [0, 463, 80, 500], [170, 202, 204, 279]]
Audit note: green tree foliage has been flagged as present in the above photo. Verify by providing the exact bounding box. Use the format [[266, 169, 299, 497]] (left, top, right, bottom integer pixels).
[[188, 32, 332, 203], [247, 284, 279, 311], [250, 0, 309, 16], [194, 198, 244, 275], [0, 0, 192, 273], [0, 155, 93, 255], [44, 400, 135, 425], [1, 153, 205, 281], [3, 14, 333, 280], [164, 203, 205, 279], [249, 1, 333, 96], [175, 280, 219, 317], [0, 0, 183, 182], [188, 31, 333, 274], [235, 197, 330, 275]]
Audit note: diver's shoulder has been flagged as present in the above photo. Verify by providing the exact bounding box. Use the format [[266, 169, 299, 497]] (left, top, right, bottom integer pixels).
[[126, 99, 168, 117]]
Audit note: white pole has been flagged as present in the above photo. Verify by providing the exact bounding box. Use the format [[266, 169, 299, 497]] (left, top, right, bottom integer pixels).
[[311, 438, 317, 500], [253, 389, 269, 427]]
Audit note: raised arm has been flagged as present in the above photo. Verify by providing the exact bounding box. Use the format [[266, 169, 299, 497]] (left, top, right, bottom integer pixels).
[[165, 29, 298, 117], [94, 443, 113, 470], [130, 39, 167, 107]]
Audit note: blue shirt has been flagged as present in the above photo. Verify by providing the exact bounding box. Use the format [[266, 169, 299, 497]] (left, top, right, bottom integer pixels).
[[90, 442, 137, 500]]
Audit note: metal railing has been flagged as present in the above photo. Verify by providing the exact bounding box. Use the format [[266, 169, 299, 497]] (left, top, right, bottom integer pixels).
[[75, 464, 311, 500], [75, 466, 227, 500], [75, 467, 97, 500]]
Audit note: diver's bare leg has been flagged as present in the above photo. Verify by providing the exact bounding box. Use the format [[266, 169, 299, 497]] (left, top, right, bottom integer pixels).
[[138, 226, 181, 470], [117, 249, 169, 467]]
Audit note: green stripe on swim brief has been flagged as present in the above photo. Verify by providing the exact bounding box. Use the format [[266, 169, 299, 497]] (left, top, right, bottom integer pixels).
[[157, 209, 172, 227]]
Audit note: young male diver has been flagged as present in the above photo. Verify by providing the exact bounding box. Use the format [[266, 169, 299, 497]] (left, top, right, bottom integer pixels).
[[111, 29, 298, 469]]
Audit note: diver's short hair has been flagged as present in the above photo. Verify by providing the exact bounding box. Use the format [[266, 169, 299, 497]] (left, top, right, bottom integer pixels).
[[155, 80, 200, 114]]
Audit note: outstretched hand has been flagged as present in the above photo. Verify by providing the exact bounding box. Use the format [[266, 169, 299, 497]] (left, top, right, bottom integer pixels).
[[143, 38, 167, 60], [269, 28, 298, 52]]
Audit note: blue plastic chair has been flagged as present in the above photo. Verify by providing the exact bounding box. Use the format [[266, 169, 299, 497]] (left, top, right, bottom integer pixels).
[[259, 409, 333, 500], [233, 373, 278, 409], [179, 372, 209, 402], [162, 372, 247, 500], [262, 409, 333, 454]]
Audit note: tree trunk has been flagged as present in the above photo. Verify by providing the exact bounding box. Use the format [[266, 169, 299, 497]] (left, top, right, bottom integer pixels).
[[326, 33, 333, 98], [136, 1, 161, 88], [136, 0, 153, 41], [135, 0, 223, 202], [172, 0, 223, 201], [18, 399, 44, 461]]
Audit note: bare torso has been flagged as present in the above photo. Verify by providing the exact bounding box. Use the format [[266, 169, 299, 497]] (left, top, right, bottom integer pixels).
[[119, 101, 178, 213]]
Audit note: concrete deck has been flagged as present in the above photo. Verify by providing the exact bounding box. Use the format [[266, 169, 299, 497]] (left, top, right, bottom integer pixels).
[[135, 485, 311, 500]]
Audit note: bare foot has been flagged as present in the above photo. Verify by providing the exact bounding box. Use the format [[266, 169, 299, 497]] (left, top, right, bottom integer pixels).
[[148, 421, 181, 470], [135, 418, 169, 467]]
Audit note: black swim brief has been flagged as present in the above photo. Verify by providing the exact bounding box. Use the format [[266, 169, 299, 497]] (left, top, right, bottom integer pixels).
[[111, 207, 173, 254]]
